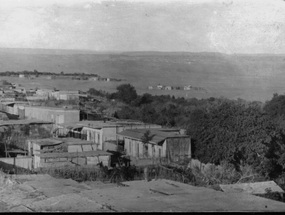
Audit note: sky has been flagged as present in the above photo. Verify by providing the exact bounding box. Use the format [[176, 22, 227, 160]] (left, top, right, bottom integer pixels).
[[0, 0, 284, 54]]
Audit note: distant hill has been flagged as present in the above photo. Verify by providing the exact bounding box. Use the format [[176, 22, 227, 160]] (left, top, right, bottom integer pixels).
[[0, 48, 285, 101]]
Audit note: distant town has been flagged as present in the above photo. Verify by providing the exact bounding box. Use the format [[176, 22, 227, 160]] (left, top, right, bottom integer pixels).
[[148, 84, 207, 92], [0, 70, 122, 82]]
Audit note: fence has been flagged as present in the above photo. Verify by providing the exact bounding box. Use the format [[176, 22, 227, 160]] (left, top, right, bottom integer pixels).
[[0, 157, 33, 170]]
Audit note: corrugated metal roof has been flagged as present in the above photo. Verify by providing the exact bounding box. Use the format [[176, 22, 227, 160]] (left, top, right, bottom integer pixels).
[[117, 129, 189, 144], [32, 137, 96, 146], [6, 149, 27, 154], [0, 101, 15, 105], [66, 125, 84, 130], [60, 138, 96, 145], [33, 138, 63, 146], [0, 119, 53, 126], [35, 145, 63, 153], [220, 181, 284, 194], [59, 120, 161, 130], [25, 106, 79, 112], [36, 150, 111, 158]]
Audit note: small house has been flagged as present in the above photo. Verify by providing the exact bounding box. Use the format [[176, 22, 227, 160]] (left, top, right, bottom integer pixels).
[[35, 89, 55, 99], [184, 85, 192, 90], [34, 150, 112, 168], [24, 106, 80, 124], [63, 138, 98, 152], [19, 74, 28, 78], [157, 84, 164, 90], [56, 120, 162, 151], [89, 77, 99, 81], [165, 86, 173, 90], [28, 137, 111, 168], [51, 90, 80, 100], [117, 129, 191, 162]]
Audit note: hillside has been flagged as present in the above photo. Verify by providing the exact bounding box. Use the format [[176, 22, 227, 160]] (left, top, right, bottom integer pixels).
[[0, 48, 285, 101]]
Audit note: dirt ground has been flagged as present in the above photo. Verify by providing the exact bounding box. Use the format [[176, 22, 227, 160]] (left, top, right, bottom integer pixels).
[[1, 173, 285, 212]]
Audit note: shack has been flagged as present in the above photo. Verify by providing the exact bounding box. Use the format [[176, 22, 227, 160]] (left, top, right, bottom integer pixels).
[[24, 106, 80, 124], [117, 129, 191, 162], [62, 138, 99, 152], [55, 120, 161, 151], [34, 150, 112, 168]]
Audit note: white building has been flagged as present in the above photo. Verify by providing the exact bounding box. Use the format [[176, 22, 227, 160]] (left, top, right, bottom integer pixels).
[[184, 85, 192, 90], [157, 84, 164, 90], [165, 86, 173, 90], [51, 90, 80, 100]]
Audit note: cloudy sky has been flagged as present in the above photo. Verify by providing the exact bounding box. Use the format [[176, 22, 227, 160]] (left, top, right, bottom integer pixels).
[[0, 0, 284, 54]]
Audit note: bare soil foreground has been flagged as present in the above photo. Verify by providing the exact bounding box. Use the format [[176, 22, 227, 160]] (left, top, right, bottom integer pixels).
[[0, 173, 285, 212]]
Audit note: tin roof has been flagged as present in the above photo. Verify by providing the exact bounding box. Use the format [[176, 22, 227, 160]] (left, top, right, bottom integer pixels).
[[25, 106, 79, 112], [59, 120, 161, 130], [32, 138, 63, 146], [32, 137, 96, 146], [0, 101, 15, 105], [6, 149, 27, 154], [60, 138, 96, 145], [117, 129, 189, 144], [66, 125, 84, 130], [36, 150, 111, 158], [219, 181, 284, 194], [0, 119, 53, 126]]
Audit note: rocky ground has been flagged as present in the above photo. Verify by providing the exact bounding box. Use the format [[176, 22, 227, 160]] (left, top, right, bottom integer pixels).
[[1, 172, 285, 212]]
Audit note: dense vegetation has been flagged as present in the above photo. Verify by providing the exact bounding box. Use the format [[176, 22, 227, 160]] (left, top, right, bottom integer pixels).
[[88, 84, 285, 182]]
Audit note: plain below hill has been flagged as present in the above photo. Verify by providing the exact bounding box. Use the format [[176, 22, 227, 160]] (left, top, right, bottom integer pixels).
[[0, 48, 285, 101]]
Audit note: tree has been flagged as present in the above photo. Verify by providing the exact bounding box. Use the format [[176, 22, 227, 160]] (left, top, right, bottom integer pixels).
[[187, 99, 285, 178], [116, 84, 137, 104], [137, 93, 153, 106], [141, 130, 155, 158], [264, 94, 285, 117], [141, 130, 155, 181]]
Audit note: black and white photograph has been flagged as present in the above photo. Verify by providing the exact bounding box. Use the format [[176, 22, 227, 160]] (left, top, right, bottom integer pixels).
[[0, 0, 285, 212]]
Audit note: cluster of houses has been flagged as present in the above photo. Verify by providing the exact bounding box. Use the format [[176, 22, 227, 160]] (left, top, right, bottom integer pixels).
[[148, 84, 192, 91], [17, 73, 121, 82], [0, 85, 191, 170], [0, 80, 87, 102]]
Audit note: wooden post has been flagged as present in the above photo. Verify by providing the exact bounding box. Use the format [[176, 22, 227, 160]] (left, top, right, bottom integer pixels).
[[76, 150, 78, 166], [4, 140, 8, 158], [144, 166, 149, 182], [13, 157, 16, 169]]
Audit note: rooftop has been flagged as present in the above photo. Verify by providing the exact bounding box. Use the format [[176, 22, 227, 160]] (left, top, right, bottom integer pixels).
[[53, 90, 79, 94], [0, 101, 30, 106], [117, 129, 189, 144], [31, 138, 63, 146], [59, 138, 96, 146], [0, 119, 53, 126], [4, 176, 285, 212], [25, 106, 79, 112], [60, 120, 161, 129], [36, 150, 112, 158], [32, 137, 97, 146], [220, 181, 284, 195]]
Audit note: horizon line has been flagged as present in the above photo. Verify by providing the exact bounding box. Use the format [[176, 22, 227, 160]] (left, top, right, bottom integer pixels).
[[0, 47, 285, 56]]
